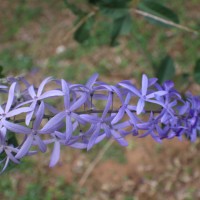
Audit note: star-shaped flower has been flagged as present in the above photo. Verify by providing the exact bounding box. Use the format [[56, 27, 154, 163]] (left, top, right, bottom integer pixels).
[[119, 74, 167, 114], [41, 79, 87, 142], [16, 77, 64, 125], [4, 102, 50, 159]]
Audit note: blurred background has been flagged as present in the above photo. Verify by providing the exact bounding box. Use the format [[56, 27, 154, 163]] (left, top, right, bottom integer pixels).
[[0, 0, 200, 199]]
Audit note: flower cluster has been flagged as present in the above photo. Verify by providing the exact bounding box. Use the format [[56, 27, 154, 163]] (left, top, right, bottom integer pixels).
[[0, 74, 199, 173]]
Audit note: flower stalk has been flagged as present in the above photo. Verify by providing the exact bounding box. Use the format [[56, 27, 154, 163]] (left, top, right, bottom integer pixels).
[[0, 73, 199, 173]]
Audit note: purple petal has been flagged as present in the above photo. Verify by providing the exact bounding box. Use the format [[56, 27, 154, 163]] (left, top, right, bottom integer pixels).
[[147, 99, 165, 107], [70, 93, 87, 111], [100, 85, 123, 103], [44, 139, 55, 145], [49, 141, 60, 167], [5, 149, 20, 164], [148, 78, 158, 86], [0, 157, 9, 174], [44, 102, 59, 114], [15, 135, 33, 159], [61, 79, 70, 109], [111, 130, 128, 146], [71, 113, 86, 124], [15, 99, 33, 108], [164, 80, 174, 90], [34, 135, 47, 152], [69, 142, 87, 149], [39, 90, 63, 100], [178, 101, 189, 115], [33, 102, 44, 130], [124, 93, 132, 104], [119, 82, 141, 97], [28, 85, 37, 99], [95, 134, 106, 144], [137, 122, 150, 129], [6, 107, 31, 118], [141, 74, 148, 96], [126, 109, 139, 125], [0, 126, 6, 138], [42, 111, 66, 132], [80, 114, 99, 124], [65, 115, 72, 142], [37, 77, 53, 97], [3, 120, 31, 134], [191, 129, 197, 142], [87, 125, 101, 151], [111, 107, 125, 124], [136, 99, 145, 115], [127, 105, 136, 111], [5, 82, 17, 113], [168, 100, 177, 108], [102, 123, 111, 137], [102, 92, 112, 118], [25, 101, 37, 125], [111, 86, 124, 103], [113, 121, 130, 130], [86, 73, 99, 89], [146, 91, 167, 99], [26, 111, 34, 126]]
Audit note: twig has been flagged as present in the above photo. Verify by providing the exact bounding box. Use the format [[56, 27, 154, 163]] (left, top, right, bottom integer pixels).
[[13, 109, 162, 124], [133, 9, 198, 35], [62, 11, 96, 42], [78, 139, 114, 187]]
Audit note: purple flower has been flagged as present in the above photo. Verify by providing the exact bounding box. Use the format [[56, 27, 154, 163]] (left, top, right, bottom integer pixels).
[[16, 77, 64, 125], [4, 102, 48, 159], [44, 130, 87, 167], [111, 92, 138, 124], [137, 112, 163, 143], [119, 74, 167, 114], [1, 73, 200, 172], [0, 139, 20, 173], [0, 82, 31, 137], [41, 79, 87, 142], [82, 92, 128, 150]]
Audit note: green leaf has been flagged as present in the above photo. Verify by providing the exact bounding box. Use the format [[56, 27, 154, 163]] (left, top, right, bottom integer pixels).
[[139, 0, 179, 26], [100, 7, 128, 19], [74, 16, 95, 43], [95, 0, 131, 9], [120, 14, 132, 35], [194, 59, 200, 84], [110, 14, 132, 46], [88, 0, 99, 4], [156, 55, 175, 83], [97, 0, 131, 19], [7, 131, 18, 147], [0, 65, 4, 78], [63, 0, 85, 15]]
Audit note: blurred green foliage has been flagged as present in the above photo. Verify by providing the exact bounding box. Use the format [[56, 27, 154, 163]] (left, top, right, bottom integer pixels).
[[63, 0, 199, 87]]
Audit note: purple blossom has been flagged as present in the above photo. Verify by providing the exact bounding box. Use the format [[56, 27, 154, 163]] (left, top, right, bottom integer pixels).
[[41, 79, 87, 142], [16, 77, 63, 125], [119, 74, 167, 114], [1, 73, 200, 172], [0, 141, 20, 174], [0, 82, 31, 137], [4, 102, 48, 159]]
